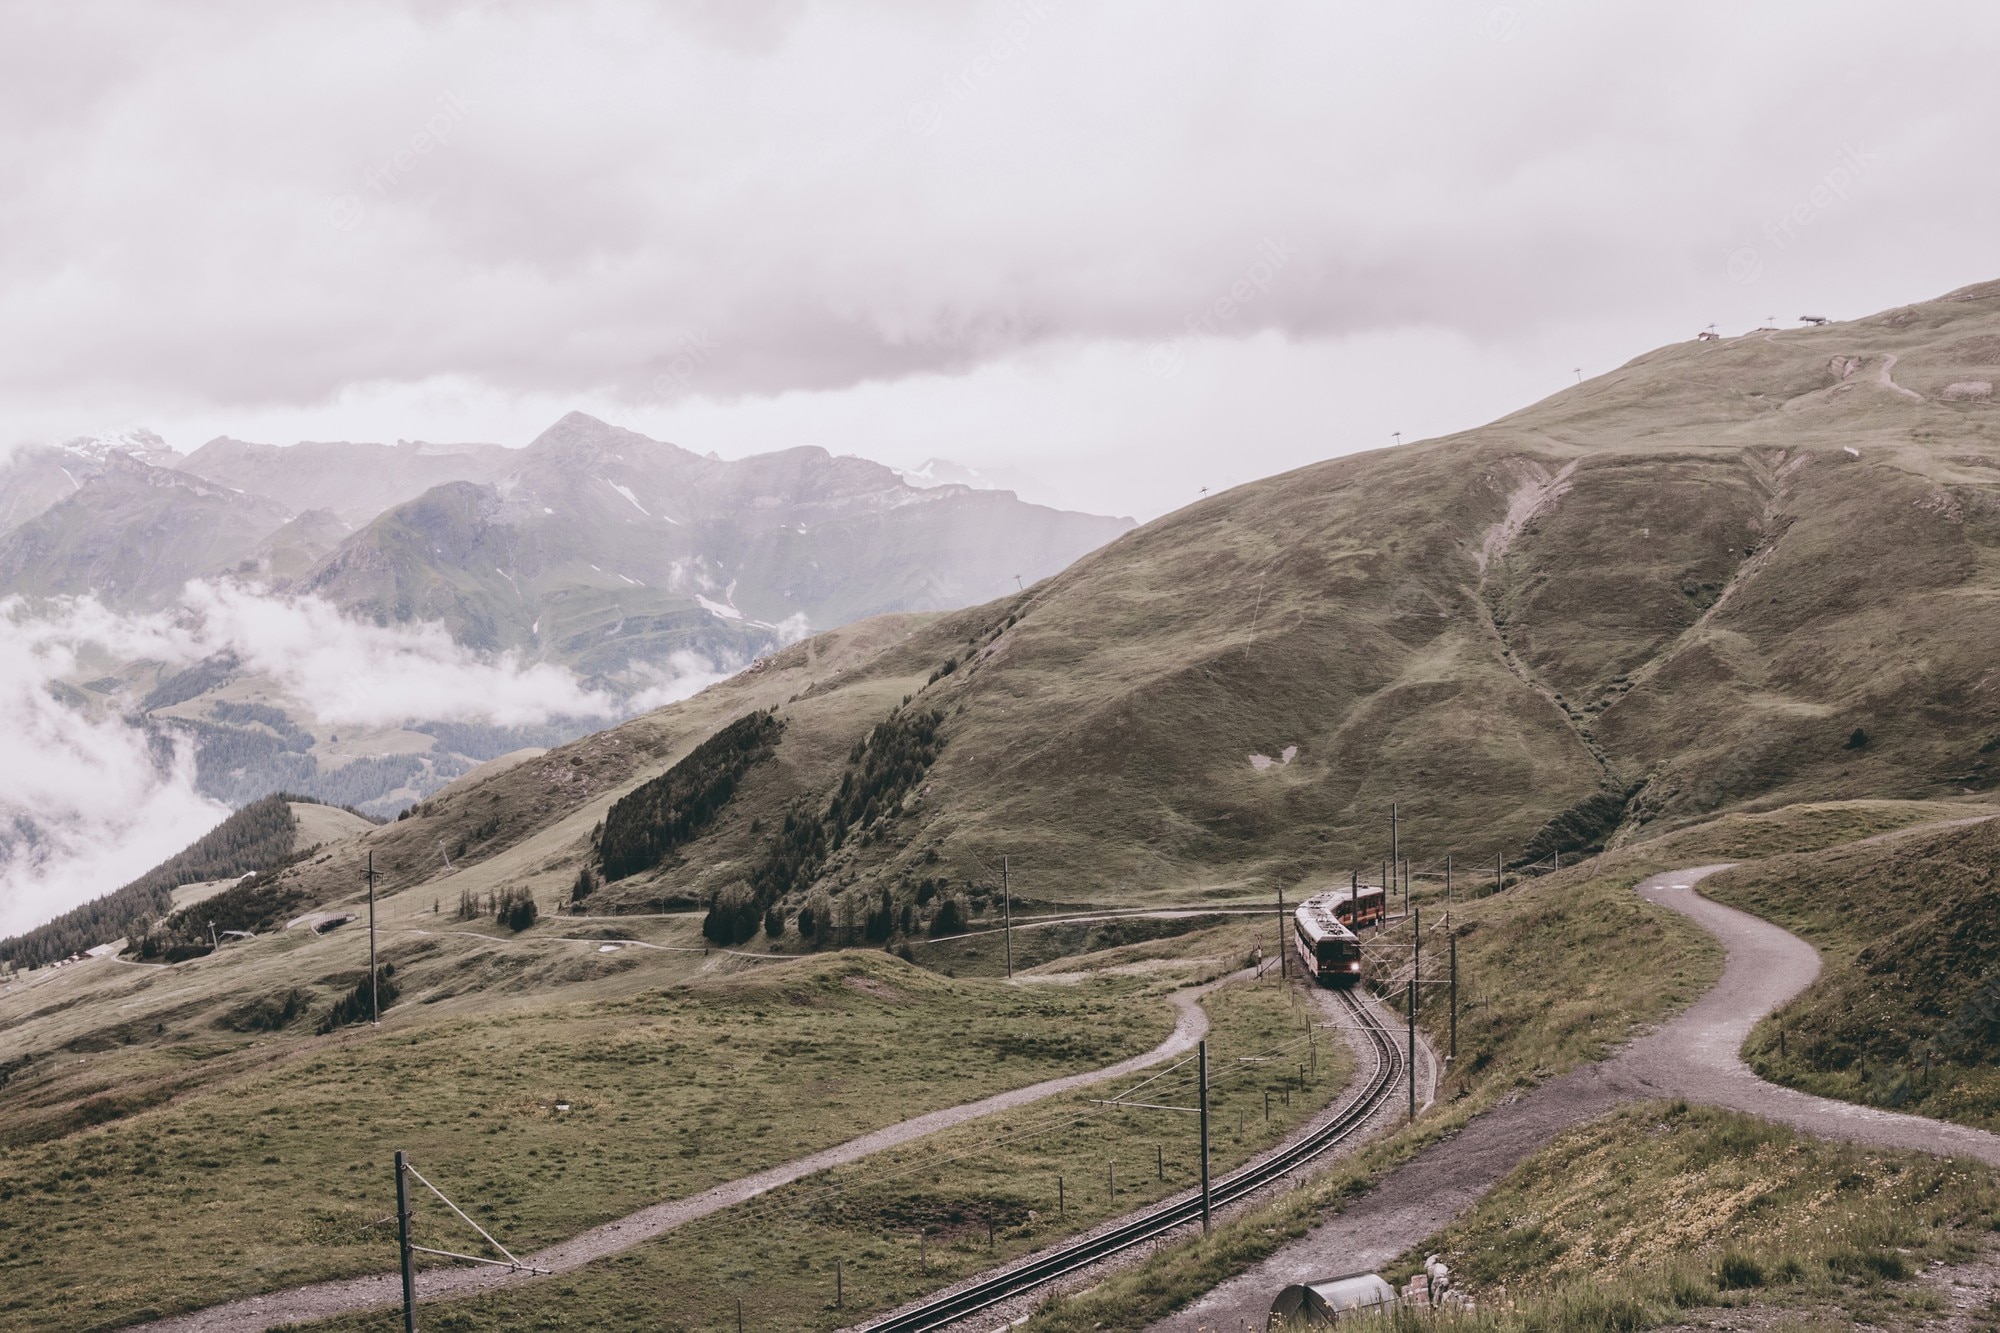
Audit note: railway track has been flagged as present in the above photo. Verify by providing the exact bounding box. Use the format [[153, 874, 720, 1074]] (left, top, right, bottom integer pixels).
[[859, 986, 1405, 1332]]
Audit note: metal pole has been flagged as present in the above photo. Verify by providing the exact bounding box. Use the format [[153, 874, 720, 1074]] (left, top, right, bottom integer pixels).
[[1157, 1143, 1163, 1180], [1002, 856, 1013, 978], [368, 851, 380, 1026], [1198, 1039, 1212, 1234], [1412, 906, 1421, 1016], [395, 1150, 417, 1332], [1058, 1176, 1064, 1217], [1407, 980, 1418, 1122], [1109, 1159, 1115, 1200], [1449, 932, 1458, 1064], [737, 1297, 744, 1333], [1277, 886, 1287, 978], [836, 1257, 843, 1309], [1390, 802, 1398, 889], [1445, 853, 1452, 911]]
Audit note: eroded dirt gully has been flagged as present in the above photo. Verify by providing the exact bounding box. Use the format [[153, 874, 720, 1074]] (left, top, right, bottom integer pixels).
[[130, 971, 1246, 1333], [1157, 867, 2000, 1332]]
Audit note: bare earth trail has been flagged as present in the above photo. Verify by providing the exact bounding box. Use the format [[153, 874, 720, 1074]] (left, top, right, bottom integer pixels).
[[132, 970, 1248, 1333], [1158, 866, 2000, 1332]]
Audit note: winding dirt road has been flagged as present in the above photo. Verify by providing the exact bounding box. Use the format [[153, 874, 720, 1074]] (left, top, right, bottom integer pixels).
[[1158, 866, 2000, 1332], [132, 970, 1245, 1333]]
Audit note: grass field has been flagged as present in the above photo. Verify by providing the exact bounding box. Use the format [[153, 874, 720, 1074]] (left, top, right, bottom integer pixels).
[[1362, 1101, 2000, 1332], [289, 952, 1353, 1331], [0, 952, 1174, 1331], [1702, 811, 2000, 1130], [1028, 1102, 2000, 1333]]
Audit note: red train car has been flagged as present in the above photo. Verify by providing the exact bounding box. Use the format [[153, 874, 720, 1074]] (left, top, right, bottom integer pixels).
[[1293, 894, 1364, 986]]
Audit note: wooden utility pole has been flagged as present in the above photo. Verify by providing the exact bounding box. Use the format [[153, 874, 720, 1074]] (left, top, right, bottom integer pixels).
[[1407, 980, 1417, 1123], [1496, 852, 1504, 895], [1002, 857, 1013, 978], [367, 852, 380, 1026], [1412, 906, 1421, 1016], [395, 1150, 417, 1332], [1449, 932, 1458, 1064], [1198, 1039, 1212, 1233], [835, 1258, 843, 1309], [1277, 886, 1287, 978]]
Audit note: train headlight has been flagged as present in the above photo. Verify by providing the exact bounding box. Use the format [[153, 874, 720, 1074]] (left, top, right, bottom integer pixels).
[[1348, 962, 1361, 971]]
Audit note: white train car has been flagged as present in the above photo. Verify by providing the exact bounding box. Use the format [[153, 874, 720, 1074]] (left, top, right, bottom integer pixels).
[[1293, 893, 1364, 987]]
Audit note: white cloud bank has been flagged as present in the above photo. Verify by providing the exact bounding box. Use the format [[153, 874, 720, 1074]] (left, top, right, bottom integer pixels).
[[0, 582, 740, 940]]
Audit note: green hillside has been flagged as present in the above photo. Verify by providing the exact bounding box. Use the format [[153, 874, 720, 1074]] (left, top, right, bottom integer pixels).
[[164, 281, 2000, 941]]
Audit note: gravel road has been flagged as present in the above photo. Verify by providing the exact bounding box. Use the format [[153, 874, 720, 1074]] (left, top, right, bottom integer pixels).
[[1155, 865, 2000, 1332], [131, 969, 1245, 1332]]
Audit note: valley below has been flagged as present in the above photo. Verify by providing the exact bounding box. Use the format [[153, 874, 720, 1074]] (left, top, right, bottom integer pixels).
[[9, 280, 2000, 1331]]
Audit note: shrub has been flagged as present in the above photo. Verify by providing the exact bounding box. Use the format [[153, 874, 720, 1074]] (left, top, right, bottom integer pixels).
[[497, 889, 538, 932], [319, 963, 399, 1032], [1715, 1249, 1765, 1289], [930, 894, 967, 937]]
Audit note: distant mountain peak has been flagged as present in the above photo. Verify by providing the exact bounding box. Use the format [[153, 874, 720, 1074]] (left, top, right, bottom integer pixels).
[[59, 428, 179, 467]]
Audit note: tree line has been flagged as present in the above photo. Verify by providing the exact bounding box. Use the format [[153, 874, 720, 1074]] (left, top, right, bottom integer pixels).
[[0, 795, 300, 968], [596, 709, 785, 882], [704, 704, 946, 945]]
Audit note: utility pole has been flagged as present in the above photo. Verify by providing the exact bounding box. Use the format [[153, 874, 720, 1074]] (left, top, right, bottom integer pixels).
[[1449, 931, 1458, 1065], [1407, 980, 1417, 1123], [1277, 886, 1287, 978], [1445, 853, 1452, 913], [1496, 852, 1504, 895], [1198, 1039, 1212, 1234], [1002, 856, 1013, 979], [1412, 906, 1421, 1016], [367, 851, 380, 1026], [395, 1150, 417, 1332]]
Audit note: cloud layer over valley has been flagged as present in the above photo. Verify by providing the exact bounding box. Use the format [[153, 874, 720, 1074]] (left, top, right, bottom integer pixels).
[[0, 584, 731, 937]]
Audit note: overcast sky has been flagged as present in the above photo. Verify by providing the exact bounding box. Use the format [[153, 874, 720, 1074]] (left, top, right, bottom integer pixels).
[[4, 0, 1997, 519]]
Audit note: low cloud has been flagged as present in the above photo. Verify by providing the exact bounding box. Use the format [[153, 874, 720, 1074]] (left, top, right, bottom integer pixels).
[[0, 603, 225, 939], [0, 582, 739, 938], [182, 582, 615, 728]]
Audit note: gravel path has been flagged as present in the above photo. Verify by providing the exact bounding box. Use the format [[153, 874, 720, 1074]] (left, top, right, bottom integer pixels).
[[131, 970, 1245, 1332], [1155, 865, 2000, 1332], [888, 982, 1441, 1333]]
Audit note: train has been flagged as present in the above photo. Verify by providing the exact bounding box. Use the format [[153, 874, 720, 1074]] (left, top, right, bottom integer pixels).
[[1293, 891, 1367, 986]]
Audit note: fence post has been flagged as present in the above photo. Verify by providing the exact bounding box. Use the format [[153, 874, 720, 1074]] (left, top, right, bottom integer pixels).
[[395, 1150, 417, 1333]]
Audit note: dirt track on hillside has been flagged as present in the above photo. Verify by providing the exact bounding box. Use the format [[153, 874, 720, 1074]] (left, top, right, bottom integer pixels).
[[130, 970, 1244, 1333], [1157, 865, 2000, 1332]]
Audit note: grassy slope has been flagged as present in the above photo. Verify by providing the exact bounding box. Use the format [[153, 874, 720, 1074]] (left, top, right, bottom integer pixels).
[[0, 952, 1171, 1331], [1703, 812, 2000, 1129], [998, 798, 1995, 1332], [299, 938, 1351, 1331], [102, 281, 2000, 956], [1372, 1102, 2000, 1333]]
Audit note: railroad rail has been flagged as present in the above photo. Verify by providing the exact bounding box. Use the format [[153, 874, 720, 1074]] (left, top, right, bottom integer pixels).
[[859, 986, 1405, 1332]]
